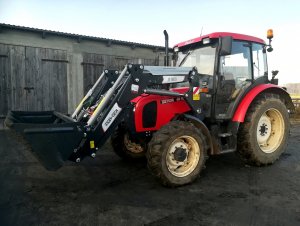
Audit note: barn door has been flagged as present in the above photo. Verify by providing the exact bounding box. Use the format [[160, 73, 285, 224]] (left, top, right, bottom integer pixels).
[[82, 53, 104, 94], [40, 48, 68, 113], [0, 45, 10, 116], [0, 45, 68, 114], [1, 45, 27, 114], [114, 56, 131, 71], [25, 47, 68, 113]]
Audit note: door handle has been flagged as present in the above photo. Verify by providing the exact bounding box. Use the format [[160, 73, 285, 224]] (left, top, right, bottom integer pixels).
[[24, 87, 34, 93]]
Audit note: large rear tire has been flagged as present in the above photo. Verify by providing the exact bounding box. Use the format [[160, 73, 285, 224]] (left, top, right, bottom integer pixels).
[[238, 93, 290, 165], [111, 125, 146, 161], [147, 121, 207, 187]]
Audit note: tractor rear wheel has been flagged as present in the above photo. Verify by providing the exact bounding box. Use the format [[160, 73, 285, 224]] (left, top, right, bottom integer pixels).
[[238, 93, 289, 165], [111, 125, 146, 161], [147, 121, 207, 187]]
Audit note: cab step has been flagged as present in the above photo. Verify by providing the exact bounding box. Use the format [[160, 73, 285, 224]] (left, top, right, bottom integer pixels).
[[219, 148, 236, 154], [218, 132, 232, 138]]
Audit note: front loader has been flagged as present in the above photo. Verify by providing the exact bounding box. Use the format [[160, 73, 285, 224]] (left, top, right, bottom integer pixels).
[[5, 29, 294, 187]]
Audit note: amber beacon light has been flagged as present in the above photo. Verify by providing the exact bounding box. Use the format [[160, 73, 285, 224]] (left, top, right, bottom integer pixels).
[[267, 29, 273, 39], [266, 29, 274, 52]]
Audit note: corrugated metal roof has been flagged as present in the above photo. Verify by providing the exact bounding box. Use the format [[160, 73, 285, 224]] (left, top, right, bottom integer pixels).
[[0, 23, 166, 50]]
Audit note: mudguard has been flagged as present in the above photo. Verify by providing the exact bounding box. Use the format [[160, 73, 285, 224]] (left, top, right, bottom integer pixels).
[[232, 84, 294, 123]]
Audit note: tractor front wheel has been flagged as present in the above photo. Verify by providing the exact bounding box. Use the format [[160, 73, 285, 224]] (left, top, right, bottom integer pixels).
[[147, 121, 207, 187], [111, 125, 146, 161], [238, 94, 290, 165]]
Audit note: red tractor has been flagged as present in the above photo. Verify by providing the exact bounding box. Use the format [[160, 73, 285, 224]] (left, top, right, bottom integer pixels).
[[5, 29, 294, 187]]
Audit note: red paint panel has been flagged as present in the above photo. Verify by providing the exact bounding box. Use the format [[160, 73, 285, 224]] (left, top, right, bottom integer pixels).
[[232, 84, 280, 122], [170, 87, 189, 93], [175, 32, 265, 48], [132, 94, 191, 132]]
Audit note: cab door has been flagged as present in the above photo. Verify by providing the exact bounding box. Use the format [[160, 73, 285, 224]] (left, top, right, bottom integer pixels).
[[214, 41, 252, 119]]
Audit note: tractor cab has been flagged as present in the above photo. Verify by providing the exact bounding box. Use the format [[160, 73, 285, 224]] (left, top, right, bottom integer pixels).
[[172, 32, 270, 120]]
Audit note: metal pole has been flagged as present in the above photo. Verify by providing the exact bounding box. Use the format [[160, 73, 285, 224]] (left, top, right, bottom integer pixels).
[[87, 65, 128, 127], [72, 71, 105, 119], [163, 30, 169, 66]]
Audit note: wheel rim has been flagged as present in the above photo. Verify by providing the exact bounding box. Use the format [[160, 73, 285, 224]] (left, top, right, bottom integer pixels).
[[124, 133, 144, 154], [166, 136, 200, 177], [256, 108, 285, 153]]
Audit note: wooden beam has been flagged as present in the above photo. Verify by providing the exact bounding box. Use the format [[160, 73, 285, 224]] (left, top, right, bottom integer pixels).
[[153, 47, 159, 52], [41, 59, 69, 63], [81, 62, 104, 66], [106, 40, 112, 47]]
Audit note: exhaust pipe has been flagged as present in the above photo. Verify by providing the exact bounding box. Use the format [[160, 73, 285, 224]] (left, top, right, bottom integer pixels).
[[163, 30, 169, 66]]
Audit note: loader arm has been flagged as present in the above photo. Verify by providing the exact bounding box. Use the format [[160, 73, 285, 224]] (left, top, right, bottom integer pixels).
[[6, 64, 201, 170], [72, 69, 120, 121], [70, 64, 201, 162]]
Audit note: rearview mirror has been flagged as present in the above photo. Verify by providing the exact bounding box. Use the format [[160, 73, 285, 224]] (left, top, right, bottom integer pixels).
[[220, 36, 232, 56], [272, 70, 279, 78]]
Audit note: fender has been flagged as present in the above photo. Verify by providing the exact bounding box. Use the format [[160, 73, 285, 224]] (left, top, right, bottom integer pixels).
[[232, 84, 294, 123], [182, 114, 214, 155]]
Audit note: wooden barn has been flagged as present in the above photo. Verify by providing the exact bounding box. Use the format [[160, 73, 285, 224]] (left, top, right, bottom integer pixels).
[[0, 23, 166, 116]]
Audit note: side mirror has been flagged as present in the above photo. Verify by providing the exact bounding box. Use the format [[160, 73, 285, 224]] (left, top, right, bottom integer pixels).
[[272, 70, 279, 78], [271, 70, 279, 85], [267, 46, 273, 52], [220, 36, 232, 56]]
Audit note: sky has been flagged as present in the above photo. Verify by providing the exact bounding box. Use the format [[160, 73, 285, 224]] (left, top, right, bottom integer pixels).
[[0, 0, 300, 84]]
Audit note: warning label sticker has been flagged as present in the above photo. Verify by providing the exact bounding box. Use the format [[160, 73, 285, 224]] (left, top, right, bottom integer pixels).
[[193, 87, 200, 100]]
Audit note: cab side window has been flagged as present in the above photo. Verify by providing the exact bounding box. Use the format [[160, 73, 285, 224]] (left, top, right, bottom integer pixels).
[[252, 43, 267, 79], [219, 41, 251, 88]]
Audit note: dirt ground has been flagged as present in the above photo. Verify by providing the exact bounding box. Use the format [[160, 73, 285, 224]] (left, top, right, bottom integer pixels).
[[0, 120, 299, 226]]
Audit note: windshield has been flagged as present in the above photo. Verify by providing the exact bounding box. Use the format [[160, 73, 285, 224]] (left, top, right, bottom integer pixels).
[[175, 45, 216, 75]]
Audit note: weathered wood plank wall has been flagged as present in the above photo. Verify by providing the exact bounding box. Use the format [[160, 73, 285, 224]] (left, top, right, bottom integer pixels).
[[0, 44, 9, 115], [0, 44, 160, 116], [0, 45, 69, 116], [82, 53, 159, 94]]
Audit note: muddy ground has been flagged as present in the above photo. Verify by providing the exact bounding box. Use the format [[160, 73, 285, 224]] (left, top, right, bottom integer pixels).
[[0, 120, 299, 226]]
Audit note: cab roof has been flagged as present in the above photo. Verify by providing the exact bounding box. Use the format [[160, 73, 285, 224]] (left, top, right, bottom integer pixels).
[[175, 32, 265, 48]]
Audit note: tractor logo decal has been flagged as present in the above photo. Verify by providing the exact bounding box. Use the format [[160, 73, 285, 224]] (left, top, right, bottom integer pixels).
[[102, 103, 122, 132], [193, 87, 200, 100], [161, 97, 184, 104]]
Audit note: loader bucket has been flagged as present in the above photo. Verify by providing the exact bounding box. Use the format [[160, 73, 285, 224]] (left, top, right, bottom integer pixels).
[[5, 111, 85, 170]]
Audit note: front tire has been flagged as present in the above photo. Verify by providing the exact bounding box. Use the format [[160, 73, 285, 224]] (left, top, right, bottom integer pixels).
[[111, 125, 146, 161], [147, 121, 207, 187], [238, 93, 290, 165]]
